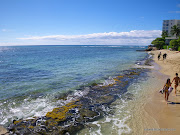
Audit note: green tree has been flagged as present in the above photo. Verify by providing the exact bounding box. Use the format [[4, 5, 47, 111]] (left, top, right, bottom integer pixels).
[[177, 37, 180, 45], [170, 39, 179, 51], [171, 25, 180, 38], [151, 38, 165, 49], [161, 31, 168, 39]]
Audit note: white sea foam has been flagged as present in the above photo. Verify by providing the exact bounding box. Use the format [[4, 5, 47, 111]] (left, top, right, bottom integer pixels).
[[134, 64, 154, 69], [90, 121, 102, 135], [98, 76, 115, 87], [113, 116, 131, 134], [0, 85, 93, 126], [0, 97, 56, 125], [78, 98, 131, 135], [62, 87, 90, 104]]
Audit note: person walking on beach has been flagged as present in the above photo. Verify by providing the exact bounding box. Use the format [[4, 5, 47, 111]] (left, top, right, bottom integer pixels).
[[163, 78, 171, 101], [172, 73, 180, 94], [158, 52, 161, 60], [163, 53, 167, 60]]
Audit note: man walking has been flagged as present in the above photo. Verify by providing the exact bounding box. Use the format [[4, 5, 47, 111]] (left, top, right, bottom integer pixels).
[[172, 73, 180, 94]]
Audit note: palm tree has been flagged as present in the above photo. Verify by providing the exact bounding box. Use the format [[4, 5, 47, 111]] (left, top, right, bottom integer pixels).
[[171, 25, 180, 38], [161, 31, 168, 39]]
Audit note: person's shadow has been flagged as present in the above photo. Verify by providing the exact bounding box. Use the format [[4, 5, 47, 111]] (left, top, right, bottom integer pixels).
[[167, 101, 180, 104]]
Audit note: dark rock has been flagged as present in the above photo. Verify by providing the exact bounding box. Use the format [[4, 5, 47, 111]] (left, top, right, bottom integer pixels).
[[144, 59, 152, 66], [121, 93, 134, 101], [7, 68, 148, 135], [145, 48, 153, 51], [95, 95, 115, 105]]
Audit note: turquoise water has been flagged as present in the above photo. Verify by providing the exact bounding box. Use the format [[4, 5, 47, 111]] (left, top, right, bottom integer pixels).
[[0, 45, 147, 125]]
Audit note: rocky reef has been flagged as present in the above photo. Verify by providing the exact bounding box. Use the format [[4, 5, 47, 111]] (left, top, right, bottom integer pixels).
[[7, 68, 149, 135], [136, 45, 157, 52]]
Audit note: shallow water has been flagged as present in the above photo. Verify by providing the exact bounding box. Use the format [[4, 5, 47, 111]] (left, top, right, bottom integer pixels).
[[0, 45, 149, 133], [7, 68, 150, 135], [77, 62, 167, 135]]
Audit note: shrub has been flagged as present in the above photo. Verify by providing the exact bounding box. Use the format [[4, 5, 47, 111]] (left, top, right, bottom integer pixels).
[[151, 38, 165, 49], [178, 46, 180, 51], [170, 39, 179, 51], [163, 45, 167, 49], [168, 45, 173, 49]]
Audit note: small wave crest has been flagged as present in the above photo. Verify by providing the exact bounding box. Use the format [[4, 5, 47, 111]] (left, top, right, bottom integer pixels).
[[0, 85, 91, 126], [0, 47, 13, 52], [0, 96, 56, 125], [79, 99, 131, 135]]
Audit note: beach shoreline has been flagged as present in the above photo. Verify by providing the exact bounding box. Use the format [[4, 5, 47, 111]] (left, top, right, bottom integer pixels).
[[143, 49, 180, 135], [1, 48, 180, 135], [0, 45, 151, 135]]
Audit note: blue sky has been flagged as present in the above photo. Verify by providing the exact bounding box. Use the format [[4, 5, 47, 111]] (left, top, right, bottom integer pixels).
[[0, 0, 180, 46]]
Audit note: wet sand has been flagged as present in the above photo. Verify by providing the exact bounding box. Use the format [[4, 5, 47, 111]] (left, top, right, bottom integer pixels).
[[144, 50, 180, 135], [0, 125, 8, 135]]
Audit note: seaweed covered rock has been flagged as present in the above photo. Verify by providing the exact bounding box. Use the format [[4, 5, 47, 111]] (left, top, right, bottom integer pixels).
[[46, 101, 80, 122], [7, 68, 149, 135]]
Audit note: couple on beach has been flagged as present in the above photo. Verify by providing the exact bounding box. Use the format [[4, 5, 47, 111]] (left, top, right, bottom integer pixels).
[[162, 73, 180, 101], [158, 52, 167, 61]]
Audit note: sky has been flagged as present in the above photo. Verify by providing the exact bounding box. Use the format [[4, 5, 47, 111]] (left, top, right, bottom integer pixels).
[[0, 0, 180, 46]]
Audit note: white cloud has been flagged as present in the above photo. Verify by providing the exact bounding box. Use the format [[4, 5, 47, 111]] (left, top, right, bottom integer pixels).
[[140, 17, 145, 19], [2, 29, 8, 32], [168, 4, 180, 13], [16, 30, 162, 45], [18, 30, 161, 40], [1, 29, 14, 32], [169, 11, 180, 13]]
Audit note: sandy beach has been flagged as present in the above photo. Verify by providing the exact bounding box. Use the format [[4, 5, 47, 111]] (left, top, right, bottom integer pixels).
[[143, 49, 180, 135]]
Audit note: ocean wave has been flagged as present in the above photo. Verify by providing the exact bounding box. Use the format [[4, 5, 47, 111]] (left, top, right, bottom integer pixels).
[[0, 47, 14, 52]]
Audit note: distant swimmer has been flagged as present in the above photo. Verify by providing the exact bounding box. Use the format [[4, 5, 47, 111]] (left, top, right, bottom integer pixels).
[[163, 78, 171, 101], [172, 73, 180, 94]]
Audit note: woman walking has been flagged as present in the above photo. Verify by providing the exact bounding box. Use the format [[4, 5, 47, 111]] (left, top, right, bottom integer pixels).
[[163, 78, 171, 101]]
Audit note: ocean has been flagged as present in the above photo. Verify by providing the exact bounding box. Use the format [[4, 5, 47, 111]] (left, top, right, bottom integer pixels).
[[0, 45, 151, 134]]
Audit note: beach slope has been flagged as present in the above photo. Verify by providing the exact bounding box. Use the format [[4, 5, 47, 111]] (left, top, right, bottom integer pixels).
[[144, 50, 180, 135]]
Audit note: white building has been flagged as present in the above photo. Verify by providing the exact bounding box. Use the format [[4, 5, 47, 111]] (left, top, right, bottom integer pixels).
[[162, 19, 180, 36], [162, 19, 180, 44]]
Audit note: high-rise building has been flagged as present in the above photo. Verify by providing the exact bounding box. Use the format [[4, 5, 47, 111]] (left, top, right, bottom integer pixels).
[[162, 19, 180, 37]]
